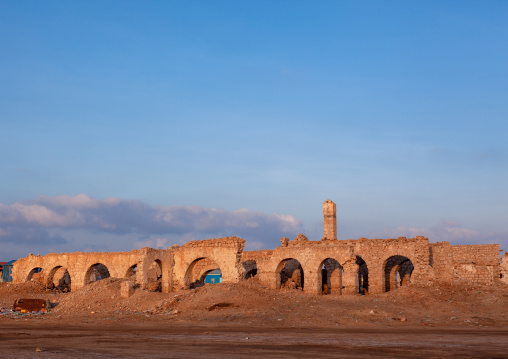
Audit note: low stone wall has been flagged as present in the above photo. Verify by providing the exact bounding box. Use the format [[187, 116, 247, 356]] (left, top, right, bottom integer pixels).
[[451, 244, 500, 284]]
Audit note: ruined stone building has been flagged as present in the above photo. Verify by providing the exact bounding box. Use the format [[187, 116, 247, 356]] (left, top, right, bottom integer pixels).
[[11, 200, 506, 296]]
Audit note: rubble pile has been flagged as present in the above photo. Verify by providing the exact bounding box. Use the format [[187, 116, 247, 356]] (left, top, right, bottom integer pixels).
[[0, 277, 507, 328]]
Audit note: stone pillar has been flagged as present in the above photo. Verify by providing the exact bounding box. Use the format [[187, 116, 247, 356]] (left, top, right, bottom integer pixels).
[[322, 200, 337, 241], [304, 270, 321, 295], [367, 263, 384, 294], [342, 261, 359, 295]]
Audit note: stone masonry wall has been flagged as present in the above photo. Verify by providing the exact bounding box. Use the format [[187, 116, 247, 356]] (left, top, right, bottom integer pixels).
[[171, 237, 245, 291], [351, 236, 432, 294], [501, 253, 508, 284], [451, 244, 500, 284], [11, 247, 173, 292], [429, 242, 454, 281]]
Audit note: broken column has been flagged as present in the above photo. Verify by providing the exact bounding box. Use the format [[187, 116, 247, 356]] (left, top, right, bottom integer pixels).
[[322, 199, 337, 241], [121, 281, 135, 298]]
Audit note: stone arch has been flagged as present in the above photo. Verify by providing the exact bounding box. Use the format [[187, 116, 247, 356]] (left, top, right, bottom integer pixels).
[[85, 263, 111, 285], [276, 258, 304, 290], [26, 267, 43, 282], [356, 256, 369, 295], [138, 255, 170, 293], [146, 259, 163, 292], [200, 268, 222, 284], [383, 255, 414, 292], [318, 258, 343, 295], [184, 257, 221, 289], [125, 264, 138, 278], [47, 265, 72, 291]]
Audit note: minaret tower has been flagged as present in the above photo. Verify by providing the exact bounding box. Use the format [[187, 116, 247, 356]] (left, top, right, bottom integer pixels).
[[322, 199, 337, 241]]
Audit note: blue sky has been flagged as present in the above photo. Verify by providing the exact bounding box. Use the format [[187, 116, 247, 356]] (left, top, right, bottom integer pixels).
[[1, 1, 507, 260]]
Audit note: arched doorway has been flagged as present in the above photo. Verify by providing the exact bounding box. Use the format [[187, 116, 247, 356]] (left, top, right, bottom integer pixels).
[[147, 260, 163, 292], [356, 256, 369, 295], [26, 267, 43, 282], [184, 257, 221, 289], [318, 258, 342, 295], [242, 260, 257, 279], [384, 255, 414, 292], [47, 266, 72, 291], [245, 268, 257, 279], [125, 264, 137, 278], [276, 258, 304, 290], [85, 263, 111, 285]]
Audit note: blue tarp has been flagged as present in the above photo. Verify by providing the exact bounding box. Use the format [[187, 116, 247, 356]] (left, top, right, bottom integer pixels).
[[204, 269, 222, 284]]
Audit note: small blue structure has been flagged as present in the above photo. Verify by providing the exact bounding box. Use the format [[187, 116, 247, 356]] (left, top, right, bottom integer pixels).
[[204, 269, 222, 284], [2, 260, 16, 283]]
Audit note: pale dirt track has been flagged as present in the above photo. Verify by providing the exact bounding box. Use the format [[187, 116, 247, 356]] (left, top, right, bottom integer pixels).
[[0, 323, 507, 358]]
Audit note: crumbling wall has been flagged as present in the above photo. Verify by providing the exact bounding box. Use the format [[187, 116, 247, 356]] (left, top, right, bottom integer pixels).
[[12, 248, 173, 292], [240, 250, 273, 279], [138, 248, 173, 293], [352, 236, 432, 294], [257, 235, 356, 295], [429, 242, 454, 281], [501, 253, 508, 284], [171, 237, 245, 290], [451, 244, 500, 285]]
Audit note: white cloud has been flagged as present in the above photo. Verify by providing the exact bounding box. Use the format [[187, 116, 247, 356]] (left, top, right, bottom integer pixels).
[[370, 220, 504, 246], [134, 237, 169, 249], [0, 194, 303, 257]]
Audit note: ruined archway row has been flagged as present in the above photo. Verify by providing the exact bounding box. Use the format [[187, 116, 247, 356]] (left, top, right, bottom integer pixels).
[[243, 251, 416, 295], [236, 233, 448, 295], [13, 247, 173, 292], [12, 237, 245, 294], [11, 235, 500, 295]]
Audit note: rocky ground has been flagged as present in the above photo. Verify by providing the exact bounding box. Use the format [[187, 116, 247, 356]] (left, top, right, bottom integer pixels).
[[0, 278, 507, 357]]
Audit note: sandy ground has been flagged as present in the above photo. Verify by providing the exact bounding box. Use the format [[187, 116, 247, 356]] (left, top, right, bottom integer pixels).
[[1, 278, 507, 358], [1, 323, 507, 358]]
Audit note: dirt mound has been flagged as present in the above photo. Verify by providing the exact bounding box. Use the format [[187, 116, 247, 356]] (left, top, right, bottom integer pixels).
[[175, 279, 272, 312], [167, 278, 508, 328], [51, 277, 179, 316], [0, 281, 49, 296], [1, 277, 507, 329]]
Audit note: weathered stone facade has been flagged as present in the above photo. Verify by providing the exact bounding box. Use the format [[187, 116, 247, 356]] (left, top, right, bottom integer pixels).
[[11, 201, 503, 295], [500, 253, 508, 284]]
